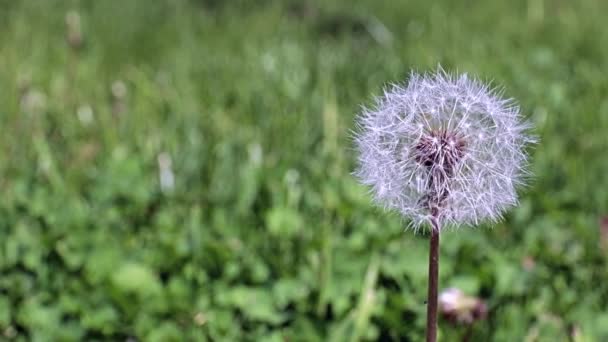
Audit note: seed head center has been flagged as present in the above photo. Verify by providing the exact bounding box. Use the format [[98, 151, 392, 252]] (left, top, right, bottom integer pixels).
[[414, 130, 467, 213], [415, 130, 466, 176]]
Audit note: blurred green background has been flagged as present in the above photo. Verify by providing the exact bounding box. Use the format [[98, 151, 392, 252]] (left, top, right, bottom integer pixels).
[[1, 0, 608, 340]]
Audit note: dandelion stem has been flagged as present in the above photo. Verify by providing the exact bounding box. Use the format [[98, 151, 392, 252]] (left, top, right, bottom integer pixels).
[[426, 218, 440, 342]]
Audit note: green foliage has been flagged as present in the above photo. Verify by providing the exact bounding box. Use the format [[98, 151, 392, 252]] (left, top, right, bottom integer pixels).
[[1, 0, 607, 340]]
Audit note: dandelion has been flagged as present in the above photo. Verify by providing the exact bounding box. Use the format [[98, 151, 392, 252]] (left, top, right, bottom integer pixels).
[[77, 105, 94, 126], [20, 89, 47, 116], [355, 70, 534, 229], [353, 69, 535, 341], [65, 10, 83, 50], [439, 288, 487, 325], [111, 80, 128, 117]]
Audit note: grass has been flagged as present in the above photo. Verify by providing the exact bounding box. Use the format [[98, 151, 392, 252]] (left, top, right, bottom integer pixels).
[[1, 0, 608, 340]]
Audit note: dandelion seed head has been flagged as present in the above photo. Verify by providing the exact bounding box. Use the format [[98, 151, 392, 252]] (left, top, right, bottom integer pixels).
[[354, 69, 535, 229]]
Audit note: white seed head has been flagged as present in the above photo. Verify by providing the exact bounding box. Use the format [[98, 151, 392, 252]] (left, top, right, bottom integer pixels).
[[354, 69, 535, 229]]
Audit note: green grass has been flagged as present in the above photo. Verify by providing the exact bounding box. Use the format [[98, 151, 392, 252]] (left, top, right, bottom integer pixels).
[[1, 0, 608, 340]]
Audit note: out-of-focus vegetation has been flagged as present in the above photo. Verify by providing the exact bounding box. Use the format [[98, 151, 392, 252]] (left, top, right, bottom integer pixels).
[[1, 0, 607, 340]]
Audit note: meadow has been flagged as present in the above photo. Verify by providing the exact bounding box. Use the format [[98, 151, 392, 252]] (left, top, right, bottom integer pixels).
[[1, 0, 608, 340]]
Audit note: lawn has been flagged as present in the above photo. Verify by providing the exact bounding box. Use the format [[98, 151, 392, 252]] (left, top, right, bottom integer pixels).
[[1, 0, 607, 340]]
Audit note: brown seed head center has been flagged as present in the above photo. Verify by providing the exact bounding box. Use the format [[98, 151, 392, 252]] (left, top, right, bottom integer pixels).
[[414, 130, 467, 213], [415, 130, 466, 176]]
